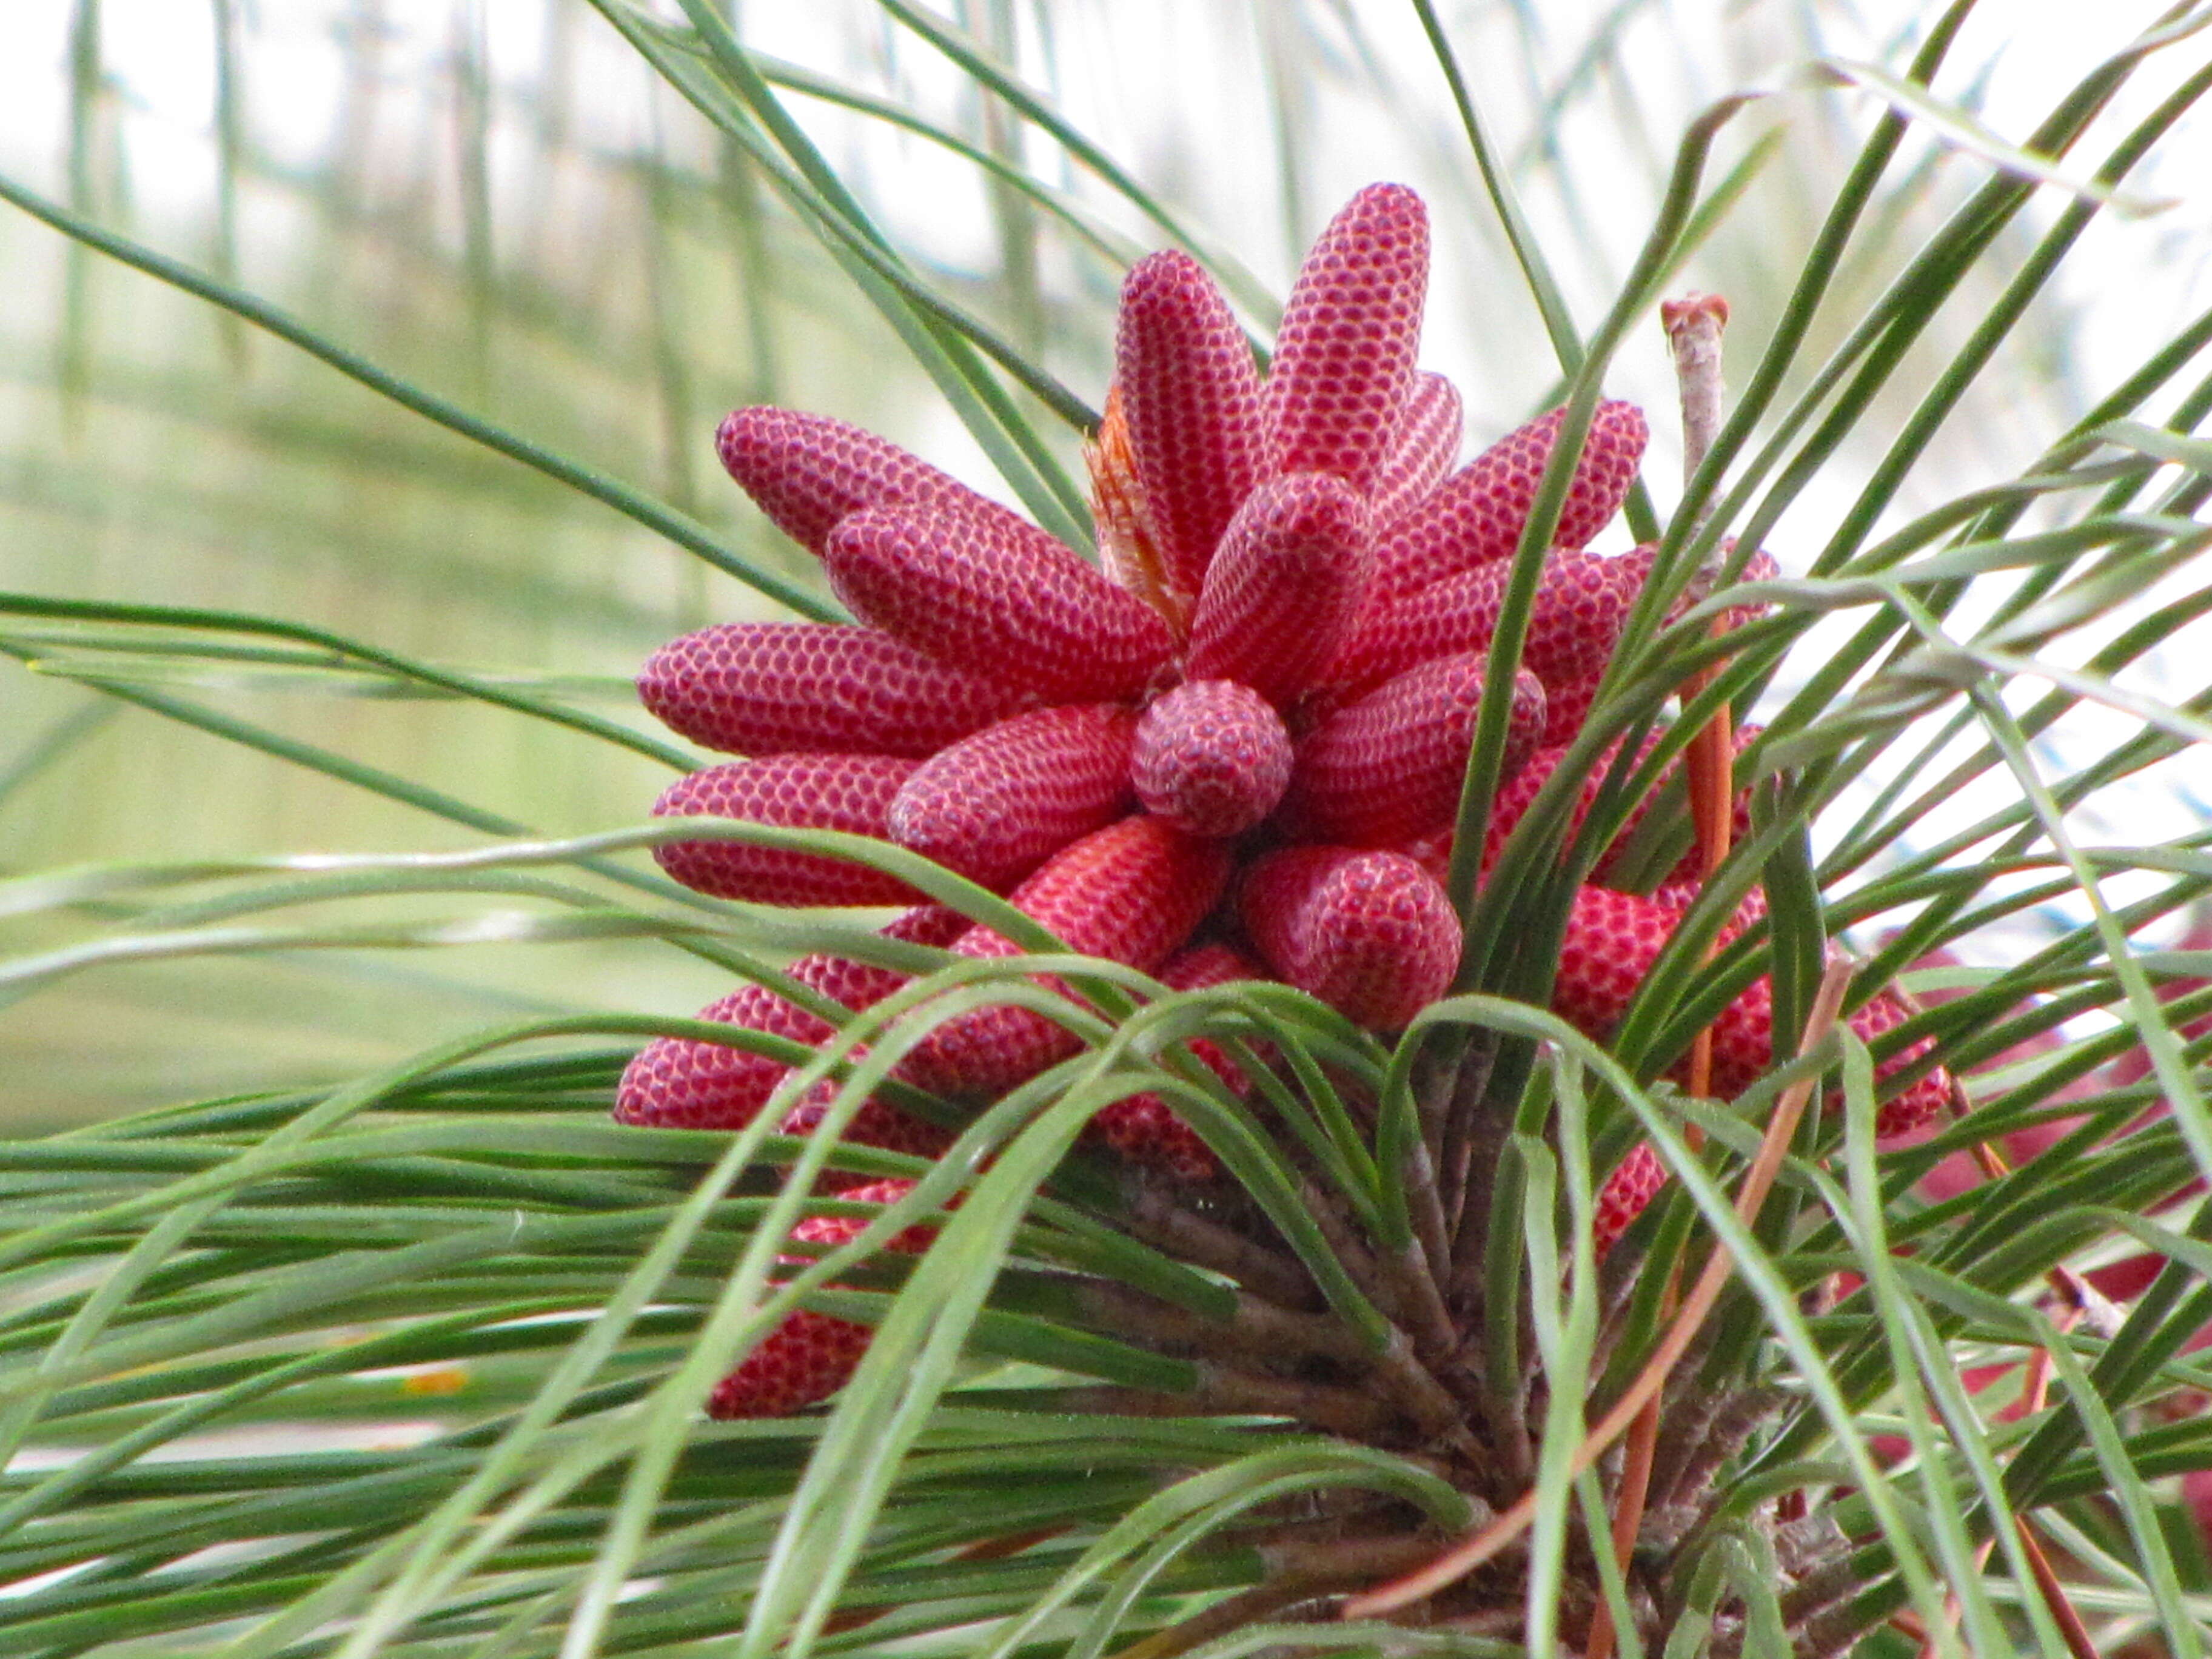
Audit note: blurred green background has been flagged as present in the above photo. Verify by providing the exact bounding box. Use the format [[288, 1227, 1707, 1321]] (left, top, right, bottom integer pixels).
[[2, 0, 2205, 1129]]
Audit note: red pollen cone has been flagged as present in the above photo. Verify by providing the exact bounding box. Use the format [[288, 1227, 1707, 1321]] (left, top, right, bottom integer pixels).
[[1130, 680, 1295, 838], [1283, 653, 1545, 848], [1333, 546, 1652, 698], [1185, 472, 1370, 707], [888, 703, 1138, 890], [899, 816, 1233, 1098], [1262, 183, 1430, 497], [1365, 399, 1648, 608], [638, 621, 1025, 759], [614, 905, 967, 1130], [652, 754, 922, 907], [1240, 846, 1461, 1028], [1114, 249, 1265, 606], [1594, 1142, 1667, 1257], [779, 1094, 954, 1189], [1089, 940, 1269, 1181], [1369, 370, 1463, 530], [826, 503, 1176, 703], [706, 1178, 936, 1419], [716, 406, 994, 557]]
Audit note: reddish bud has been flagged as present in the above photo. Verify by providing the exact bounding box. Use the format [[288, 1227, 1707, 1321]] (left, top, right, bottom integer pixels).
[[653, 754, 920, 907], [1241, 846, 1460, 1028], [827, 504, 1175, 703], [1130, 680, 1295, 838], [889, 704, 1138, 890], [1186, 473, 1370, 706], [1262, 183, 1430, 496]]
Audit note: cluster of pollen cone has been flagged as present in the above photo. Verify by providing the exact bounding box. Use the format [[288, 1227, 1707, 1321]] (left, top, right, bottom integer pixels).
[[617, 184, 1951, 1418]]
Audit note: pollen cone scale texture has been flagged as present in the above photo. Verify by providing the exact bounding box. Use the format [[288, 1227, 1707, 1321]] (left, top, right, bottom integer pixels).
[[707, 1178, 937, 1420], [624, 181, 1941, 1364]]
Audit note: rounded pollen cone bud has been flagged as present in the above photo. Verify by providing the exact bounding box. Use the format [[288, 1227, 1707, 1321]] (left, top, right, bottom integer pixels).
[[1114, 250, 1265, 605], [1594, 1142, 1667, 1257], [1369, 370, 1463, 531], [826, 504, 1175, 703], [900, 816, 1233, 1098], [1282, 652, 1545, 848], [1090, 941, 1267, 1181], [1262, 183, 1430, 497], [653, 754, 921, 907], [715, 406, 993, 557], [1186, 472, 1370, 706], [889, 704, 1138, 890], [614, 905, 967, 1130], [638, 622, 1025, 759], [1366, 399, 1648, 608], [706, 1177, 935, 1419], [1130, 680, 1294, 838], [1239, 846, 1460, 1029], [1332, 546, 1652, 699]]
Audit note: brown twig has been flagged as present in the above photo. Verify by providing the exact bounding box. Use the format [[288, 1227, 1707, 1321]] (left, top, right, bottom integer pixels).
[[1586, 292, 1737, 1659], [1339, 959, 1856, 1619], [1075, 1281, 1370, 1370], [2016, 1517, 2100, 1659], [1106, 1538, 1445, 1659], [1395, 1130, 1460, 1330], [1442, 1031, 1501, 1253], [1061, 1373, 1396, 1438], [1119, 1179, 1319, 1309], [1298, 1177, 1406, 1321]]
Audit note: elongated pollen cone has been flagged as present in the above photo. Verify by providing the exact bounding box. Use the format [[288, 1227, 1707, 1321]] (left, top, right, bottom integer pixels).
[[888, 703, 1138, 890], [652, 754, 920, 907], [1594, 1142, 1667, 1256], [706, 1178, 936, 1419], [1333, 546, 1652, 697], [1367, 370, 1462, 529], [1283, 653, 1544, 847], [1088, 940, 1269, 1181], [716, 406, 993, 557], [615, 905, 966, 1130], [1262, 182, 1430, 497], [826, 504, 1176, 703], [899, 817, 1233, 1098], [1115, 249, 1265, 605], [639, 622, 1024, 758], [1366, 399, 1647, 607], [1186, 472, 1370, 706]]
